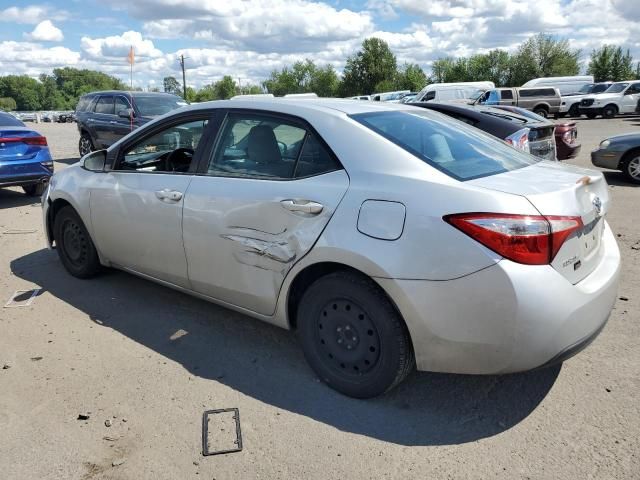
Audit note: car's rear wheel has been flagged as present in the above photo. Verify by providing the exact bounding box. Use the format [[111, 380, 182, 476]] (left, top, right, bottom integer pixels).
[[53, 206, 101, 278], [622, 151, 640, 184], [297, 271, 414, 398], [533, 106, 548, 118], [22, 183, 45, 196], [602, 104, 618, 119], [79, 133, 94, 157]]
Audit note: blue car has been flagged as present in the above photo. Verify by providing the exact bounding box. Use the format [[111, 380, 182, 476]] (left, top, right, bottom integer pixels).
[[0, 111, 53, 196]]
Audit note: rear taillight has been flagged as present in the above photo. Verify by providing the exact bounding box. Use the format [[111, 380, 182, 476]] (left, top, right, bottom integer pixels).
[[504, 128, 530, 153], [562, 130, 575, 144], [444, 213, 583, 265], [0, 136, 47, 146]]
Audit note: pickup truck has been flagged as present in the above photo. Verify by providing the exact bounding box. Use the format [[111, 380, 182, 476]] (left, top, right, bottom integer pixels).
[[578, 80, 640, 119], [476, 87, 561, 118]]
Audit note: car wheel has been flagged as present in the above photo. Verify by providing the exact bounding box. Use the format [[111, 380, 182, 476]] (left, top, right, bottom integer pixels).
[[53, 206, 101, 278], [22, 183, 45, 197], [586, 112, 598, 119], [79, 133, 94, 157], [297, 271, 415, 398], [602, 104, 618, 119], [533, 107, 548, 118], [568, 104, 580, 117], [622, 151, 640, 184]]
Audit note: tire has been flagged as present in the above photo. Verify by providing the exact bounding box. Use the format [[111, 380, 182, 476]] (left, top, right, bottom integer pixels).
[[297, 271, 415, 398], [533, 106, 548, 118], [602, 104, 618, 119], [586, 112, 598, 119], [622, 151, 640, 184], [568, 104, 580, 117], [53, 206, 101, 278], [79, 132, 94, 157], [22, 183, 45, 196]]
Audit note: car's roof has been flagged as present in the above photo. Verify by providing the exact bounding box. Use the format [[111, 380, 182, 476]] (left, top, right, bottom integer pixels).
[[81, 90, 181, 97], [184, 97, 421, 116]]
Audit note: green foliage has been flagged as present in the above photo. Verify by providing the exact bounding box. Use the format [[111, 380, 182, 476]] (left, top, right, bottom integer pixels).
[[0, 75, 47, 110], [588, 45, 635, 82], [163, 76, 181, 95], [341, 38, 397, 96], [0, 97, 17, 111], [396, 63, 428, 91], [263, 59, 339, 97], [213, 76, 238, 99]]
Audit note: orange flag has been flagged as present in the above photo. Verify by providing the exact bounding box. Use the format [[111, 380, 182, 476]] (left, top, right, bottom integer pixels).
[[127, 46, 135, 65]]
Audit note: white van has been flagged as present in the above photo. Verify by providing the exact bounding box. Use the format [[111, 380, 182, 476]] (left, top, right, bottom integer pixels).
[[413, 82, 495, 102], [521, 76, 594, 95]]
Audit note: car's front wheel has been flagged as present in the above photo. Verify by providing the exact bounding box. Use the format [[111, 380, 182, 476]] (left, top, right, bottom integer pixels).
[[602, 104, 618, 119], [622, 151, 640, 184], [22, 183, 45, 196], [297, 271, 415, 398], [79, 133, 94, 157], [53, 206, 101, 278], [586, 112, 598, 119]]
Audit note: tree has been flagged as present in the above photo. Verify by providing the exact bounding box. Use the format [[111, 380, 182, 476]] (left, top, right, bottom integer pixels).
[[396, 63, 428, 91], [0, 76, 44, 110], [341, 38, 397, 95], [163, 76, 181, 95], [213, 76, 238, 99], [510, 33, 580, 85], [0, 97, 16, 111], [588, 45, 635, 82], [308, 64, 339, 97]]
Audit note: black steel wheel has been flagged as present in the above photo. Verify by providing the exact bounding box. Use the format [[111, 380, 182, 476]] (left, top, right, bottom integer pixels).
[[602, 104, 618, 119], [53, 206, 101, 278], [22, 183, 45, 196], [297, 271, 414, 398]]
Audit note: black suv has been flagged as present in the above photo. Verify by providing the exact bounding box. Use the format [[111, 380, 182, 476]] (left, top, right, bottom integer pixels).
[[75, 91, 186, 156]]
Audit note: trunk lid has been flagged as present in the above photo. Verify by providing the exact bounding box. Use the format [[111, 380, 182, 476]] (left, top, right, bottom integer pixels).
[[469, 161, 609, 284], [0, 128, 41, 160]]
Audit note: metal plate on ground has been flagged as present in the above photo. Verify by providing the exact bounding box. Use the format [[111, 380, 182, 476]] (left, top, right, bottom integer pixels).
[[202, 408, 242, 456], [4, 289, 41, 308]]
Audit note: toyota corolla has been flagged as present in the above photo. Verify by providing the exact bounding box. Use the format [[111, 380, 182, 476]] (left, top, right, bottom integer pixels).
[[42, 99, 620, 398]]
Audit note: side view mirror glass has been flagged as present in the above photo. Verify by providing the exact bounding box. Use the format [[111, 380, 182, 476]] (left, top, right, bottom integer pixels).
[[118, 108, 135, 119], [81, 150, 107, 172]]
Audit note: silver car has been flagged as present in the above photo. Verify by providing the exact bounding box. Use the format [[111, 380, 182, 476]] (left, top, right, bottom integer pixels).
[[42, 99, 620, 398]]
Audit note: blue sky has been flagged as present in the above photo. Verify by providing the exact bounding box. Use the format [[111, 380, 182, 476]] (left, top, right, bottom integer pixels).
[[0, 0, 638, 89]]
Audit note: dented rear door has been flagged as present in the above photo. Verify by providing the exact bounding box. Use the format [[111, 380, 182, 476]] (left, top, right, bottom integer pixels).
[[182, 170, 349, 315]]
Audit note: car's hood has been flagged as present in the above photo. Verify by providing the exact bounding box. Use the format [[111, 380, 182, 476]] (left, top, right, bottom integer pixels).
[[606, 132, 640, 144], [583, 93, 619, 101]]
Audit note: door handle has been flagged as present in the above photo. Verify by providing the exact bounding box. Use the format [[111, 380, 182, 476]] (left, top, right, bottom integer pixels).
[[109, 120, 118, 124], [280, 199, 324, 214], [155, 189, 183, 202]]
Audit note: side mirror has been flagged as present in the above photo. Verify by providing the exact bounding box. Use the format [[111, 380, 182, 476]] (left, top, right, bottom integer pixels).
[[81, 150, 107, 172], [118, 108, 135, 119]]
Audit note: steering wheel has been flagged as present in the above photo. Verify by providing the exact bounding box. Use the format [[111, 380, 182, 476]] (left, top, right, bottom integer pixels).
[[164, 147, 194, 171]]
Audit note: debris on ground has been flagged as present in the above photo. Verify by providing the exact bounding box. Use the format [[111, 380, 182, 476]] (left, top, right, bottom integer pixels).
[[77, 414, 90, 421], [4, 289, 41, 308], [1, 229, 37, 235], [619, 296, 629, 301], [202, 408, 243, 456], [104, 419, 112, 427], [112, 458, 126, 467], [2, 363, 11, 370], [30, 356, 43, 361], [103, 436, 118, 442]]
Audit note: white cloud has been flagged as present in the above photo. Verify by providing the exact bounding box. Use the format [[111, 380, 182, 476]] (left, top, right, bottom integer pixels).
[[80, 31, 163, 60], [0, 41, 80, 76], [25, 20, 64, 42], [0, 5, 49, 24]]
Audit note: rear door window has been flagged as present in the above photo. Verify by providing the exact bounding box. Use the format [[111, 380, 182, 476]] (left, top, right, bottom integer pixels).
[[500, 89, 513, 100], [352, 110, 539, 181], [94, 96, 115, 115]]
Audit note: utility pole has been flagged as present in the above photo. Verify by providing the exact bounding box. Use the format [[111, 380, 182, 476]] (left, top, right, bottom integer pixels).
[[179, 54, 187, 100]]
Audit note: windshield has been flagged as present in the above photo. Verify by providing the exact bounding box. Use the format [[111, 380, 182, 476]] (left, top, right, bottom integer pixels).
[[0, 113, 25, 127], [605, 83, 628, 94], [578, 84, 594, 94], [132, 95, 187, 117], [352, 110, 539, 181]]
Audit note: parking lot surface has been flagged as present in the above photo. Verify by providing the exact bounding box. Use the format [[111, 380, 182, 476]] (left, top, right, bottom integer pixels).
[[1, 116, 639, 479]]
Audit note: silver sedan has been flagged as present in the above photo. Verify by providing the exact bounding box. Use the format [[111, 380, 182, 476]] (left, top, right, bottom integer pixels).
[[42, 99, 620, 398]]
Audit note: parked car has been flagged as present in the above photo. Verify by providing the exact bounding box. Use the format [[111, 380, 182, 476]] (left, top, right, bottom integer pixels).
[[413, 81, 495, 103], [476, 87, 561, 118], [348, 95, 371, 101], [399, 92, 419, 103], [490, 105, 581, 160], [411, 102, 557, 160], [371, 90, 410, 102], [43, 99, 620, 398], [75, 91, 187, 156], [522, 75, 594, 95], [560, 82, 613, 117], [57, 112, 75, 123], [0, 111, 53, 196], [591, 133, 640, 183], [579, 80, 640, 119]]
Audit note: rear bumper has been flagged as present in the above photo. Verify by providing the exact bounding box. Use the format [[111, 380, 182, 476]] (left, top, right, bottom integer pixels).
[[0, 173, 50, 188], [557, 142, 581, 160], [591, 149, 623, 170], [376, 222, 620, 374]]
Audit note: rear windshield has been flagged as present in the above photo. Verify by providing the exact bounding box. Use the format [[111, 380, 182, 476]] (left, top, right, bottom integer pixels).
[[351, 110, 540, 181], [0, 112, 25, 127], [131, 95, 188, 117]]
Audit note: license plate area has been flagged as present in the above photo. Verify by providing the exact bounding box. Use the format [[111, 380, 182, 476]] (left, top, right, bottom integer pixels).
[[580, 217, 603, 259]]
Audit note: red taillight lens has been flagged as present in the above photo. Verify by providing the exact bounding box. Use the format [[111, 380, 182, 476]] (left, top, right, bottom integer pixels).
[[0, 136, 47, 146], [444, 213, 583, 265]]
